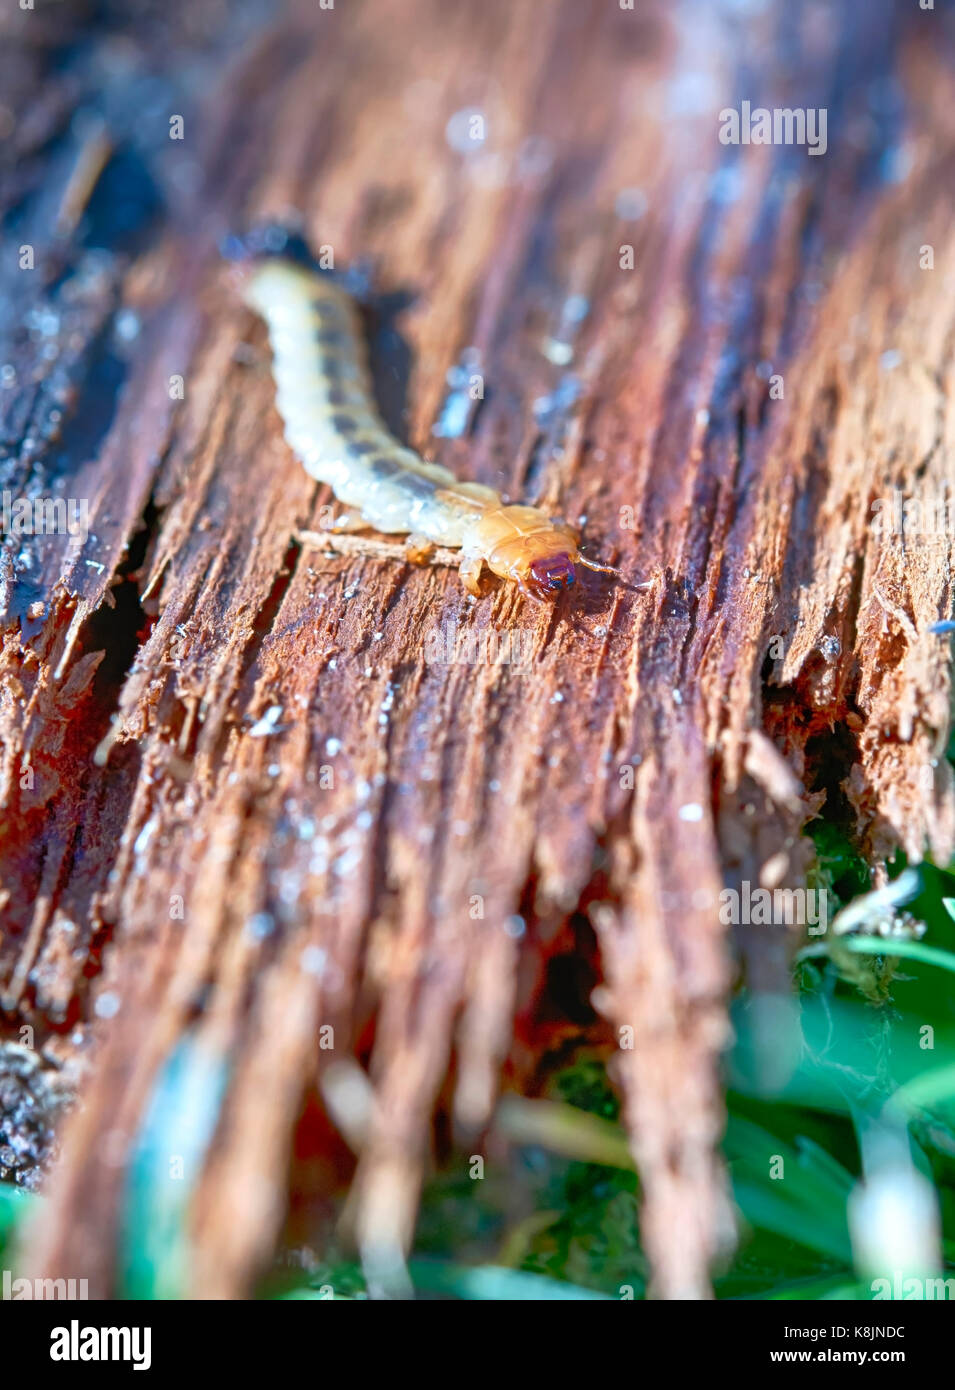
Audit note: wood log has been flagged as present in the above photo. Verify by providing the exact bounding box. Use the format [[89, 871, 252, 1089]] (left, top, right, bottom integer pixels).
[[1, 0, 953, 1298]]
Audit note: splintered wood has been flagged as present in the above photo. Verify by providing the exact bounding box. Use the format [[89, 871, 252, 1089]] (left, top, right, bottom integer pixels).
[[1, 0, 953, 1298]]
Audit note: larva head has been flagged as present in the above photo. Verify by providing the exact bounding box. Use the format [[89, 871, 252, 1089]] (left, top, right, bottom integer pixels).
[[221, 225, 319, 299], [221, 224, 313, 268], [525, 550, 577, 598], [480, 510, 581, 600]]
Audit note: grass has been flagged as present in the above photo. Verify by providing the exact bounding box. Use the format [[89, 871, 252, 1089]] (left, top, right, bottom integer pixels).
[[272, 824, 955, 1300]]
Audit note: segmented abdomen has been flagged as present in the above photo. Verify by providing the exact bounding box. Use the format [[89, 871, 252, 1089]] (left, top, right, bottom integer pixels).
[[244, 260, 497, 544]]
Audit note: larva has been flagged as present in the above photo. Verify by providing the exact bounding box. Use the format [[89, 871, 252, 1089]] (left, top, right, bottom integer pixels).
[[231, 241, 615, 600]]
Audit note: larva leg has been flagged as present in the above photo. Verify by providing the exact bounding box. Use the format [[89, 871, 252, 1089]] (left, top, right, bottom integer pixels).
[[459, 550, 485, 597], [329, 507, 370, 534], [405, 532, 436, 565]]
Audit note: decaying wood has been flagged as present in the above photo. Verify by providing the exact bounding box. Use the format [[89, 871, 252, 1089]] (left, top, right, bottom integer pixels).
[[2, 0, 955, 1298]]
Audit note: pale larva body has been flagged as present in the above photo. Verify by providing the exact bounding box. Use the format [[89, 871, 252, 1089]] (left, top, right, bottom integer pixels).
[[240, 256, 608, 599]]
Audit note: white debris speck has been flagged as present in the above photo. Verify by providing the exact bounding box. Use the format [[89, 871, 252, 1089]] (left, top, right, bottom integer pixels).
[[95, 991, 120, 1020], [615, 187, 648, 221], [334, 847, 362, 877], [673, 688, 683, 705], [301, 946, 327, 977], [679, 802, 704, 822], [246, 912, 275, 941], [709, 164, 744, 206], [696, 408, 710, 427], [325, 737, 342, 756], [134, 818, 156, 856], [343, 584, 359, 599], [31, 307, 60, 337], [543, 338, 573, 366], [249, 704, 284, 737], [504, 915, 526, 939], [667, 70, 719, 117], [115, 309, 141, 342], [550, 691, 564, 704], [880, 349, 902, 371]]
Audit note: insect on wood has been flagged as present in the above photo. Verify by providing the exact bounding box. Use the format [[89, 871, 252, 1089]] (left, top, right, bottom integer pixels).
[[228, 233, 618, 600]]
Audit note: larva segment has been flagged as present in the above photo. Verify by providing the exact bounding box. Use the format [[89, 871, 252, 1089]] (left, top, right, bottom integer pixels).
[[241, 254, 591, 599]]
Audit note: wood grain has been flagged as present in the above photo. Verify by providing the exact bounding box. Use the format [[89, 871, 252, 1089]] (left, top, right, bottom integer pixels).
[[1, 0, 954, 1298]]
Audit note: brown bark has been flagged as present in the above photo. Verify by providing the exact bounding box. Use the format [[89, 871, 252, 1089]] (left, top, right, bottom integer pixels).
[[1, 0, 954, 1298]]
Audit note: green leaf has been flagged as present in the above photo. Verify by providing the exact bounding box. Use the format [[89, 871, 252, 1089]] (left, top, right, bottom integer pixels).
[[408, 1260, 615, 1300]]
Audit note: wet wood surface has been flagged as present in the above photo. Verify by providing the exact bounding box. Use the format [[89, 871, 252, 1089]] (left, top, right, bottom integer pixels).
[[1, 0, 954, 1297]]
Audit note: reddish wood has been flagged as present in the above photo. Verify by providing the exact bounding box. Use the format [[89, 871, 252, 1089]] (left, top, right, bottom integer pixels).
[[1, 0, 953, 1298]]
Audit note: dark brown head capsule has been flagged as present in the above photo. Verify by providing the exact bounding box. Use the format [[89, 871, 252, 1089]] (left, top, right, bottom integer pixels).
[[526, 552, 576, 598]]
